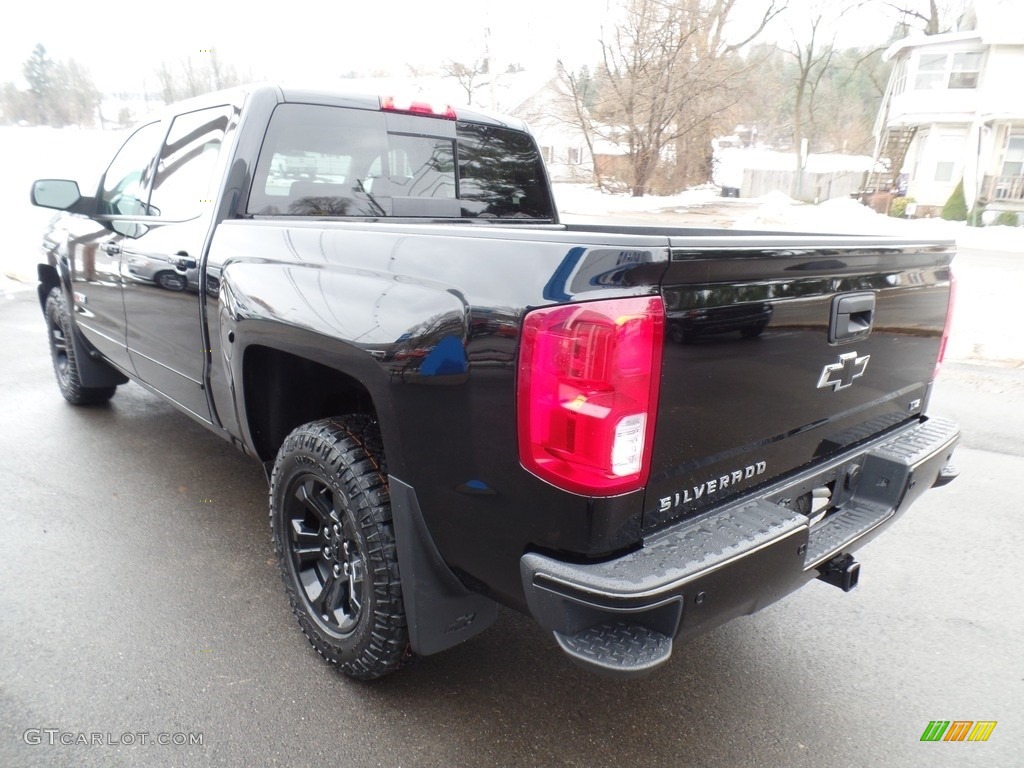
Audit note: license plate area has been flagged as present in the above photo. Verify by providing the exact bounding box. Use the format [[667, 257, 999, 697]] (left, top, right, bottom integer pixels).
[[766, 458, 867, 528]]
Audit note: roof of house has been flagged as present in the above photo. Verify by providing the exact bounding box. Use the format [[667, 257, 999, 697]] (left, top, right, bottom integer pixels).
[[884, 0, 1024, 60]]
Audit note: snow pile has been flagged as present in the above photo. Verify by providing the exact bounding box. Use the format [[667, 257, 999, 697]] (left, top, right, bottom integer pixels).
[[735, 195, 949, 236]]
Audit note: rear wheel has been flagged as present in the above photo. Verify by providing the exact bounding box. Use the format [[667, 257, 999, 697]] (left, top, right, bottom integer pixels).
[[155, 271, 188, 291], [44, 288, 116, 405], [270, 416, 408, 680]]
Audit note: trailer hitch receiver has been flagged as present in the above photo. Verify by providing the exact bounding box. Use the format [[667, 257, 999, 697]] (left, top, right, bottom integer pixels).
[[817, 553, 860, 592]]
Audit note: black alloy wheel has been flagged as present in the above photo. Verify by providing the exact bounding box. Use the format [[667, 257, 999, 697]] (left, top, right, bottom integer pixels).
[[270, 416, 408, 680], [284, 476, 367, 636], [44, 288, 116, 405]]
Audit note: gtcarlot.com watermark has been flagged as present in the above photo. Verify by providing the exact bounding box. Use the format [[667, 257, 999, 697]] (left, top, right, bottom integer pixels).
[[24, 729, 203, 747]]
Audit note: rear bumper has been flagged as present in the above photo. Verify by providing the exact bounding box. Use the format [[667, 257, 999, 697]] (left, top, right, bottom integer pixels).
[[520, 417, 959, 677]]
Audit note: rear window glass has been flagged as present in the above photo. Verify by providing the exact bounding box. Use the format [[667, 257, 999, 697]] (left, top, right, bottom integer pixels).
[[456, 122, 553, 219], [387, 134, 456, 199], [247, 103, 552, 219]]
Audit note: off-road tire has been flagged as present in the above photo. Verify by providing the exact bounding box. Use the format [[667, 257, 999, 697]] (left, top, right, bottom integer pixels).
[[270, 416, 408, 680], [44, 288, 117, 405]]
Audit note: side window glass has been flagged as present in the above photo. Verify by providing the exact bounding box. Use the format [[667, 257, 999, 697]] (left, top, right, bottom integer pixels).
[[149, 105, 233, 220], [99, 122, 163, 216]]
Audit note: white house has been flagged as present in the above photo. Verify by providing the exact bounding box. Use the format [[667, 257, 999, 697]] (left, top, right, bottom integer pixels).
[[873, 0, 1024, 220], [506, 77, 595, 183]]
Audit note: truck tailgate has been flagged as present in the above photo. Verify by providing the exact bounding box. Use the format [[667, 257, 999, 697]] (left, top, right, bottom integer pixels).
[[644, 235, 955, 531]]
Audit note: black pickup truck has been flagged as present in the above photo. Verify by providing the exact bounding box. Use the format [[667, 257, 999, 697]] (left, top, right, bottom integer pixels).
[[32, 84, 959, 679]]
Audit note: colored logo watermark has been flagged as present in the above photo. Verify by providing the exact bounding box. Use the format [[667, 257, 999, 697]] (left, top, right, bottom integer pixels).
[[920, 721, 997, 742]]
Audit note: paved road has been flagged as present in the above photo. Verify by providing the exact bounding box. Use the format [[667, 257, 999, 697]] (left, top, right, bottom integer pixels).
[[1, 291, 1021, 768]]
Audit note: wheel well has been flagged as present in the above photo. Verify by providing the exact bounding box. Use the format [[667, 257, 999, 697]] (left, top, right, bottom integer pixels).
[[37, 264, 60, 312], [243, 345, 377, 462]]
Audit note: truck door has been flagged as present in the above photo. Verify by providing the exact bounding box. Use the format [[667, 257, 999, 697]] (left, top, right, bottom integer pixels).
[[70, 120, 165, 374], [121, 104, 235, 422]]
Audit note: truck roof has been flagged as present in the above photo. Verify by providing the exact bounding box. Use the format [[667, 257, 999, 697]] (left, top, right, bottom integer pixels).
[[145, 82, 530, 133]]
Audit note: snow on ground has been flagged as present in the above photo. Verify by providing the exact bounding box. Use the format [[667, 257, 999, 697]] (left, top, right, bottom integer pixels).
[[555, 181, 1022, 251], [554, 182, 1023, 364], [1, 126, 124, 295], [553, 182, 725, 217]]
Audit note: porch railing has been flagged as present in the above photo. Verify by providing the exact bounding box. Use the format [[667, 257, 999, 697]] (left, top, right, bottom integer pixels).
[[981, 174, 1024, 202]]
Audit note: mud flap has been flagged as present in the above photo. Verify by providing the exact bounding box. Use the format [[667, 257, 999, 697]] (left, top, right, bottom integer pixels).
[[389, 476, 498, 655]]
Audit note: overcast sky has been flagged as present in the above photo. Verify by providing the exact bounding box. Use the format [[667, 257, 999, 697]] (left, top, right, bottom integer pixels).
[[2, 1, 616, 92], [2, 0, 923, 95]]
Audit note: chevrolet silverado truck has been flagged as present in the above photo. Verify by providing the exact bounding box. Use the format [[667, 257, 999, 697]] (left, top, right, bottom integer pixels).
[[31, 84, 959, 679]]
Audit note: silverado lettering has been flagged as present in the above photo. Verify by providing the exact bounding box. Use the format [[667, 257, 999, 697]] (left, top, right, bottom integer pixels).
[[659, 461, 769, 512], [31, 84, 960, 681]]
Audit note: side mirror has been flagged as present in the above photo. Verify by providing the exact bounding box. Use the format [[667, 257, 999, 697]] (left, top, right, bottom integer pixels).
[[31, 179, 94, 214]]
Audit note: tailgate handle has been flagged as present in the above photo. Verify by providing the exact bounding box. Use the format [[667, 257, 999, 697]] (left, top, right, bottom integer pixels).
[[829, 292, 875, 343]]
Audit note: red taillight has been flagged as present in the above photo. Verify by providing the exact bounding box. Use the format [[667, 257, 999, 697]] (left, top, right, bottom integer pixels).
[[380, 95, 457, 120], [517, 296, 664, 496], [934, 270, 957, 378]]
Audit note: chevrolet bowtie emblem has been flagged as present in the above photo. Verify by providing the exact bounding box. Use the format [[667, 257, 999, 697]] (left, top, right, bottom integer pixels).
[[817, 352, 870, 391]]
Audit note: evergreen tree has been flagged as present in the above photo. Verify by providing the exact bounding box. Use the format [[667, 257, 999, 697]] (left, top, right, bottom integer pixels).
[[22, 44, 56, 124], [2, 44, 99, 126], [941, 179, 968, 221]]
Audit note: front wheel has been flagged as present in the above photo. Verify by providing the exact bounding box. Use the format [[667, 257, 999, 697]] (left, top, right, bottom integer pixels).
[[270, 416, 408, 680], [44, 288, 116, 405]]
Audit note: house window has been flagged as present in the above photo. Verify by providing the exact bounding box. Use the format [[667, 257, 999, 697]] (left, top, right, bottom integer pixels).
[[891, 58, 908, 97], [915, 54, 947, 90], [540, 145, 554, 163], [931, 134, 965, 182], [567, 147, 582, 165], [1001, 135, 1024, 177], [949, 52, 982, 89], [934, 161, 955, 182], [913, 51, 982, 90]]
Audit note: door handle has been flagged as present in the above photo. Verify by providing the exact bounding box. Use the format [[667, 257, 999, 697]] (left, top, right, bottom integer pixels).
[[101, 242, 121, 255], [829, 292, 875, 343], [169, 252, 197, 269]]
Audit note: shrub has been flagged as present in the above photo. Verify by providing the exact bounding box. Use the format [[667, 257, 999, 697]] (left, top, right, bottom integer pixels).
[[889, 196, 915, 218], [995, 210, 1020, 227], [941, 179, 968, 221], [968, 203, 985, 227]]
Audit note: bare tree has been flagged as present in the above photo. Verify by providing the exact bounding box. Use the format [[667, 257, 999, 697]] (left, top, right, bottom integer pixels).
[[784, 1, 868, 197], [562, 0, 785, 196], [559, 65, 611, 190], [155, 51, 241, 104], [441, 57, 490, 106], [883, 0, 971, 36]]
